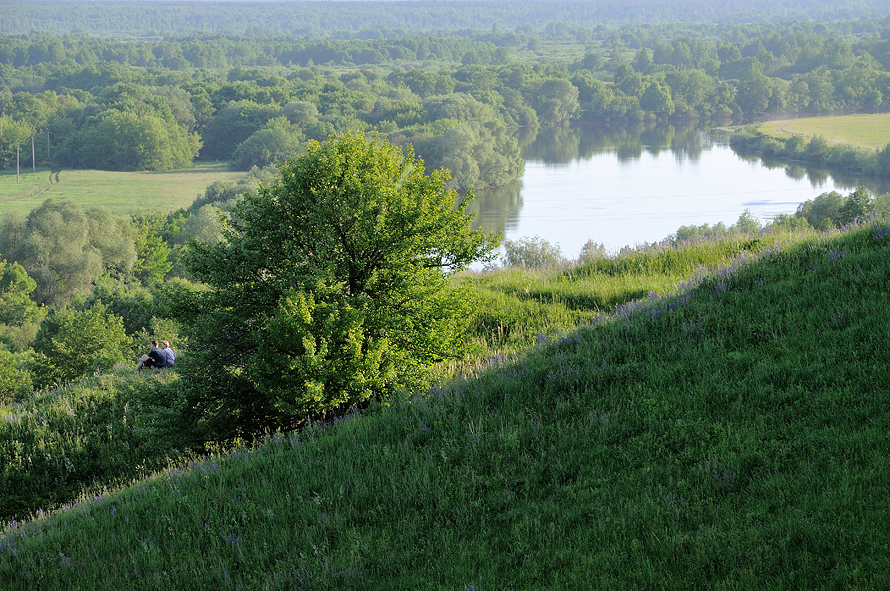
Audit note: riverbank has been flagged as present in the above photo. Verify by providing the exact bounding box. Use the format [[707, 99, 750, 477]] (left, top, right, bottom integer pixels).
[[730, 125, 890, 183], [756, 113, 890, 150]]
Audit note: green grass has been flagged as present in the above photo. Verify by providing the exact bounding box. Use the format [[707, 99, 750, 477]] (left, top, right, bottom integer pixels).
[[2, 220, 890, 589], [0, 371, 195, 524], [463, 233, 777, 353], [757, 113, 890, 150], [0, 164, 246, 218]]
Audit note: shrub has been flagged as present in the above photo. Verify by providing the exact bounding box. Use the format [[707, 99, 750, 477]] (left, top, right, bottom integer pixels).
[[502, 235, 566, 268], [30, 304, 130, 389]]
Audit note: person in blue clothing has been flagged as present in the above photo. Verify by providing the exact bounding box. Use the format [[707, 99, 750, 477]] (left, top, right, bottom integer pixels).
[[135, 340, 167, 371], [161, 340, 175, 367]]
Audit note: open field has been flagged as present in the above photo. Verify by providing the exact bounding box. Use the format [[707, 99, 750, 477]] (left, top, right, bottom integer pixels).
[[0, 163, 246, 218], [757, 113, 890, 149]]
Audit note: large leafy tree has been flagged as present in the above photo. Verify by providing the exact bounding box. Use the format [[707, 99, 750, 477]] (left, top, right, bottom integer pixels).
[[230, 118, 306, 171], [175, 131, 497, 439], [6, 199, 136, 305], [0, 116, 35, 169]]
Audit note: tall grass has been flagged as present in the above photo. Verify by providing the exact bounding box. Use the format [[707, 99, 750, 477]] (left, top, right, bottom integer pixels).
[[2, 221, 889, 589], [0, 371, 194, 523], [462, 231, 787, 353]]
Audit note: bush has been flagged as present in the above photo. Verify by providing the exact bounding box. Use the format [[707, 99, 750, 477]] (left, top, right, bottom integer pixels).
[[577, 240, 608, 264], [230, 122, 305, 171], [502, 235, 566, 268], [0, 347, 32, 403], [30, 304, 131, 389]]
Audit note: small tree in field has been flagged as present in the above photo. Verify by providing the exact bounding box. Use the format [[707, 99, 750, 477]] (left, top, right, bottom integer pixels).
[[175, 131, 497, 439]]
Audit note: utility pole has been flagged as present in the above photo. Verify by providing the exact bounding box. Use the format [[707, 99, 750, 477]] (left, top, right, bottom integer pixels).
[[16, 143, 20, 183], [32, 135, 36, 173], [47, 128, 51, 165]]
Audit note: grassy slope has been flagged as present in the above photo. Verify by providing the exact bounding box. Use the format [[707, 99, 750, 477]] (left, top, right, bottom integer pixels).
[[0, 373, 194, 524], [757, 113, 890, 150], [2, 222, 890, 589], [0, 164, 245, 218]]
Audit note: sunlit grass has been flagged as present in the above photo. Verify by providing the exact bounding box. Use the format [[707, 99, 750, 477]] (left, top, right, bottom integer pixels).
[[2, 220, 890, 588], [757, 113, 890, 149], [0, 163, 245, 217]]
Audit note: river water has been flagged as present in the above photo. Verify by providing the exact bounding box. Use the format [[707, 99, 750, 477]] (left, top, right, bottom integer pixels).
[[469, 122, 889, 261]]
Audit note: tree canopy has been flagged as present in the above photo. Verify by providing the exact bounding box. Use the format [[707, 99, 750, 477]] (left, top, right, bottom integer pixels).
[[174, 131, 497, 439]]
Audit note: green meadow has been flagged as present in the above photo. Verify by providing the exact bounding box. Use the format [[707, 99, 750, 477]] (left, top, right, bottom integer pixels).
[[757, 113, 890, 150], [0, 164, 245, 218], [3, 219, 890, 589]]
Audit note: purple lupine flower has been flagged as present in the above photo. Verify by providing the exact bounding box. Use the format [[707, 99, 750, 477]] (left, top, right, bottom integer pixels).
[[872, 224, 890, 241], [827, 249, 846, 263]]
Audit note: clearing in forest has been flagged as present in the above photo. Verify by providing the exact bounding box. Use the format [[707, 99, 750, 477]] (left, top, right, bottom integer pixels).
[[0, 163, 245, 217], [757, 113, 890, 150]]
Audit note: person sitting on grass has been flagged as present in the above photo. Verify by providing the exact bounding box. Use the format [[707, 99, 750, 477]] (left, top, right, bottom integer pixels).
[[135, 340, 168, 371], [161, 340, 175, 367]]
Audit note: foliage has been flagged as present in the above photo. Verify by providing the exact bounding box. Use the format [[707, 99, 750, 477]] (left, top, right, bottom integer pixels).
[[731, 127, 890, 181], [68, 108, 200, 171], [1, 1, 884, 38], [577, 239, 608, 264], [405, 120, 523, 190], [84, 277, 156, 336], [230, 120, 305, 171], [501, 234, 566, 268], [0, 116, 35, 169], [0, 347, 32, 404], [0, 259, 41, 328], [175, 131, 497, 440], [0, 259, 44, 352], [7, 18, 890, 183], [131, 211, 173, 286], [0, 200, 136, 306], [30, 304, 130, 390], [200, 100, 281, 161], [533, 78, 580, 125], [794, 187, 885, 230]]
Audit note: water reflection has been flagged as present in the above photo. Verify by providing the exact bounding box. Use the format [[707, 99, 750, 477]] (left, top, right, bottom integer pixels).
[[472, 120, 890, 256], [465, 181, 523, 237], [522, 121, 718, 165]]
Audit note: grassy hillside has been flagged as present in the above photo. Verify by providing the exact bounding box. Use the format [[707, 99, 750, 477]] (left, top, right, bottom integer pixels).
[[2, 220, 890, 589], [0, 164, 245, 218], [757, 113, 890, 150]]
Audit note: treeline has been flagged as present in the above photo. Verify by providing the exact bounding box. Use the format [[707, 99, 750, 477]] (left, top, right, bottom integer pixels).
[[3, 0, 886, 37], [0, 33, 515, 70], [730, 127, 890, 179], [4, 18, 890, 185], [671, 187, 890, 239]]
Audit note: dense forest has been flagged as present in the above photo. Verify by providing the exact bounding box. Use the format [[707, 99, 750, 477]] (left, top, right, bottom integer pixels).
[[5, 12, 890, 186], [2, 1, 890, 401], [5, 0, 890, 37]]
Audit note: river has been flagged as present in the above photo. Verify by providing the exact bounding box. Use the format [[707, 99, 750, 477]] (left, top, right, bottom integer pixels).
[[469, 121, 889, 261]]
